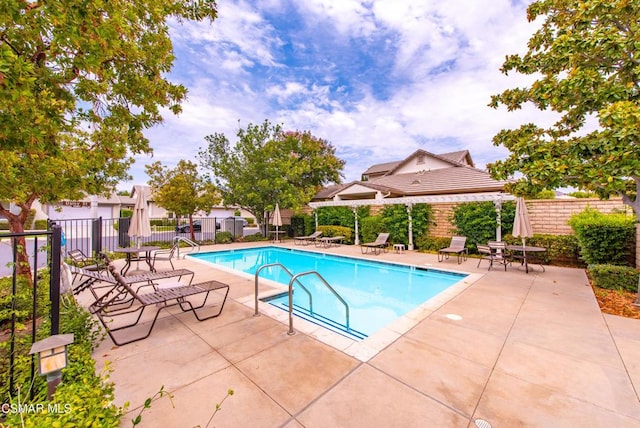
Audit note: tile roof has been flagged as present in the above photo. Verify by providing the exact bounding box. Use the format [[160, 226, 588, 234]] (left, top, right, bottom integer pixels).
[[438, 150, 474, 167], [362, 160, 402, 175], [313, 183, 349, 199], [362, 149, 474, 177], [368, 166, 507, 195]]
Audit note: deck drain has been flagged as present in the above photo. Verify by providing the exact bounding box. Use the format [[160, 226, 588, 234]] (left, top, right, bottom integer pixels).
[[474, 419, 492, 428]]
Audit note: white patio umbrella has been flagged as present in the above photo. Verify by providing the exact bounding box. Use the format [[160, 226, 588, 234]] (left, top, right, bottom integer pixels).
[[512, 197, 534, 253], [270, 203, 283, 242], [128, 185, 152, 249]]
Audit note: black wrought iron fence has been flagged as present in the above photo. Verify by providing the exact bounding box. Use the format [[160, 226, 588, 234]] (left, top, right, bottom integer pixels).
[[50, 217, 249, 257], [0, 226, 61, 400]]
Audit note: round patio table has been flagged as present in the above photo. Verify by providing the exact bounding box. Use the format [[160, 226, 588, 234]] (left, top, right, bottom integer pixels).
[[506, 245, 546, 274], [114, 246, 160, 275]]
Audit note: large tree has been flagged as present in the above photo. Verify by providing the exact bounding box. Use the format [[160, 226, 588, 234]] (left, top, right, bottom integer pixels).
[[199, 120, 345, 233], [488, 0, 640, 217], [0, 0, 217, 278], [146, 160, 220, 241]]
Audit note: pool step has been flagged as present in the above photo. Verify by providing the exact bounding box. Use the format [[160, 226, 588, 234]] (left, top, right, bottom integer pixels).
[[267, 300, 368, 341]]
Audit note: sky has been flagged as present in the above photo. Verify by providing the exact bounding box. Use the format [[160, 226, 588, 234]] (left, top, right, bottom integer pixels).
[[122, 0, 560, 190]]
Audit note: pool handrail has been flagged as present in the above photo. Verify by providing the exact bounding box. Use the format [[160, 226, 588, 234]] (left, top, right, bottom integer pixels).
[[254, 263, 313, 317], [287, 271, 350, 336], [173, 236, 200, 258]]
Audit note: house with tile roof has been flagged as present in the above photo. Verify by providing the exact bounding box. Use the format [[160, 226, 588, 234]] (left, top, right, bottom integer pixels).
[[313, 149, 508, 202]]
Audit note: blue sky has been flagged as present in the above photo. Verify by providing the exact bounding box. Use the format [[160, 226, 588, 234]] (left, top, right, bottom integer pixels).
[[124, 0, 558, 189]]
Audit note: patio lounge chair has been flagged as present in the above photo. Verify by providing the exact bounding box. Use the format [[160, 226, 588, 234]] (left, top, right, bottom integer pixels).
[[293, 231, 322, 245], [360, 233, 390, 255], [90, 260, 229, 346], [438, 236, 468, 264], [70, 263, 195, 304]]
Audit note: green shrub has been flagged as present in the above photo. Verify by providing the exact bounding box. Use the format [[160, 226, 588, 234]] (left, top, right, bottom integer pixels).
[[215, 231, 234, 244], [568, 191, 597, 198], [291, 214, 312, 237], [317, 206, 370, 229], [0, 221, 8, 230], [317, 225, 353, 244], [379, 203, 432, 246], [415, 236, 451, 252], [360, 216, 384, 243], [243, 232, 266, 242], [150, 218, 175, 227], [502, 234, 582, 266], [530, 189, 556, 199], [34, 219, 49, 230], [2, 297, 122, 427], [452, 201, 515, 247], [120, 209, 133, 218], [568, 208, 636, 265], [588, 264, 639, 292], [0, 276, 49, 330]]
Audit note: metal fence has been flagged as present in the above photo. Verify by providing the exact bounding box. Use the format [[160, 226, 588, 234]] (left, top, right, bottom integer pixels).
[[49, 216, 250, 256], [0, 226, 62, 400]]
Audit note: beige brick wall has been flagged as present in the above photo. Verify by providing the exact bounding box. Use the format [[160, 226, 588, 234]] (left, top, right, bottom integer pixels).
[[428, 198, 630, 237], [528, 198, 629, 235], [306, 198, 631, 238]]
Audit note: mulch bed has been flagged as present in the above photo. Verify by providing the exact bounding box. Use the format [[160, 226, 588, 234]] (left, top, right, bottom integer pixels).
[[592, 285, 640, 319]]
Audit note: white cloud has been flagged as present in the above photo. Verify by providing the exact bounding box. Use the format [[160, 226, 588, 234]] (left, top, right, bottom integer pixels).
[[122, 0, 557, 189]]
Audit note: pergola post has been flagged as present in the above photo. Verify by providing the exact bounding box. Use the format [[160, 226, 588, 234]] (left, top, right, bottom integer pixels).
[[314, 210, 318, 231], [494, 197, 502, 242], [406, 203, 414, 250], [352, 206, 359, 245]]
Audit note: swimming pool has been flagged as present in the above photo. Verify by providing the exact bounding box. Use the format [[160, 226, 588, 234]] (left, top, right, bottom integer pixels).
[[190, 247, 467, 339]]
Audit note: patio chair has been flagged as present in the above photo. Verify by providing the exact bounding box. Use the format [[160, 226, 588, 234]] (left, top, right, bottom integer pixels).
[[68, 249, 104, 273], [90, 260, 229, 346], [293, 231, 322, 245], [477, 242, 510, 271], [438, 236, 468, 264], [360, 233, 391, 255], [151, 244, 178, 270]]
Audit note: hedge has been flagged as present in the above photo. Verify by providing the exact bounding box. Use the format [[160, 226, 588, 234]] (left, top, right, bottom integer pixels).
[[317, 225, 353, 244], [588, 264, 639, 293], [568, 208, 636, 266]]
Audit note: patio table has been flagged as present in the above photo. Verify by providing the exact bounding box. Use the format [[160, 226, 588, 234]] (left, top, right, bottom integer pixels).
[[115, 246, 160, 275], [269, 230, 286, 243], [507, 245, 546, 274]]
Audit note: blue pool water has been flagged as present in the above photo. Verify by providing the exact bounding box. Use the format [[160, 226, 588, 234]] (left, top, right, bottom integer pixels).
[[191, 247, 467, 339]]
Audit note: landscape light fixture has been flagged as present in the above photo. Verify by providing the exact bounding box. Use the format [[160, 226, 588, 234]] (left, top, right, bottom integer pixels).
[[29, 334, 74, 399]]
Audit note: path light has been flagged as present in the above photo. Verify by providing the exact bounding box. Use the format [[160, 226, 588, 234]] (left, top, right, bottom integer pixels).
[[29, 334, 74, 399]]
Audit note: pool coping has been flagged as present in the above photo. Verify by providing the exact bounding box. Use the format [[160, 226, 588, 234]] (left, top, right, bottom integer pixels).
[[187, 245, 482, 362]]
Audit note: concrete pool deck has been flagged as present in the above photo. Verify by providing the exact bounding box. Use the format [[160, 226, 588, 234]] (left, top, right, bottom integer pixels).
[[85, 241, 640, 427]]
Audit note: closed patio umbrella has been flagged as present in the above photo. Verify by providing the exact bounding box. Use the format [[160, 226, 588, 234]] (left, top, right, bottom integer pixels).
[[512, 196, 534, 257], [270, 203, 283, 242], [128, 185, 152, 249]]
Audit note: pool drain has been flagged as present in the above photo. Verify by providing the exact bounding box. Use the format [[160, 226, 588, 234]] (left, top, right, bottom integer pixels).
[[474, 419, 492, 428]]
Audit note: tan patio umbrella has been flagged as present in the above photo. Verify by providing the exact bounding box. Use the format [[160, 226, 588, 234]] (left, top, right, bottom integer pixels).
[[128, 185, 152, 249], [512, 197, 534, 253], [270, 203, 283, 241]]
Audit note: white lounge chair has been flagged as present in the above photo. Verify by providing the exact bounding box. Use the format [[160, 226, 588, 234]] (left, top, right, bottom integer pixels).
[[293, 231, 322, 245]]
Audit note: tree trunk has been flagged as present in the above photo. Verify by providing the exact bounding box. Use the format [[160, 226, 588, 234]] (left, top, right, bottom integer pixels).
[[0, 204, 34, 284], [635, 224, 640, 306], [189, 214, 195, 241]]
